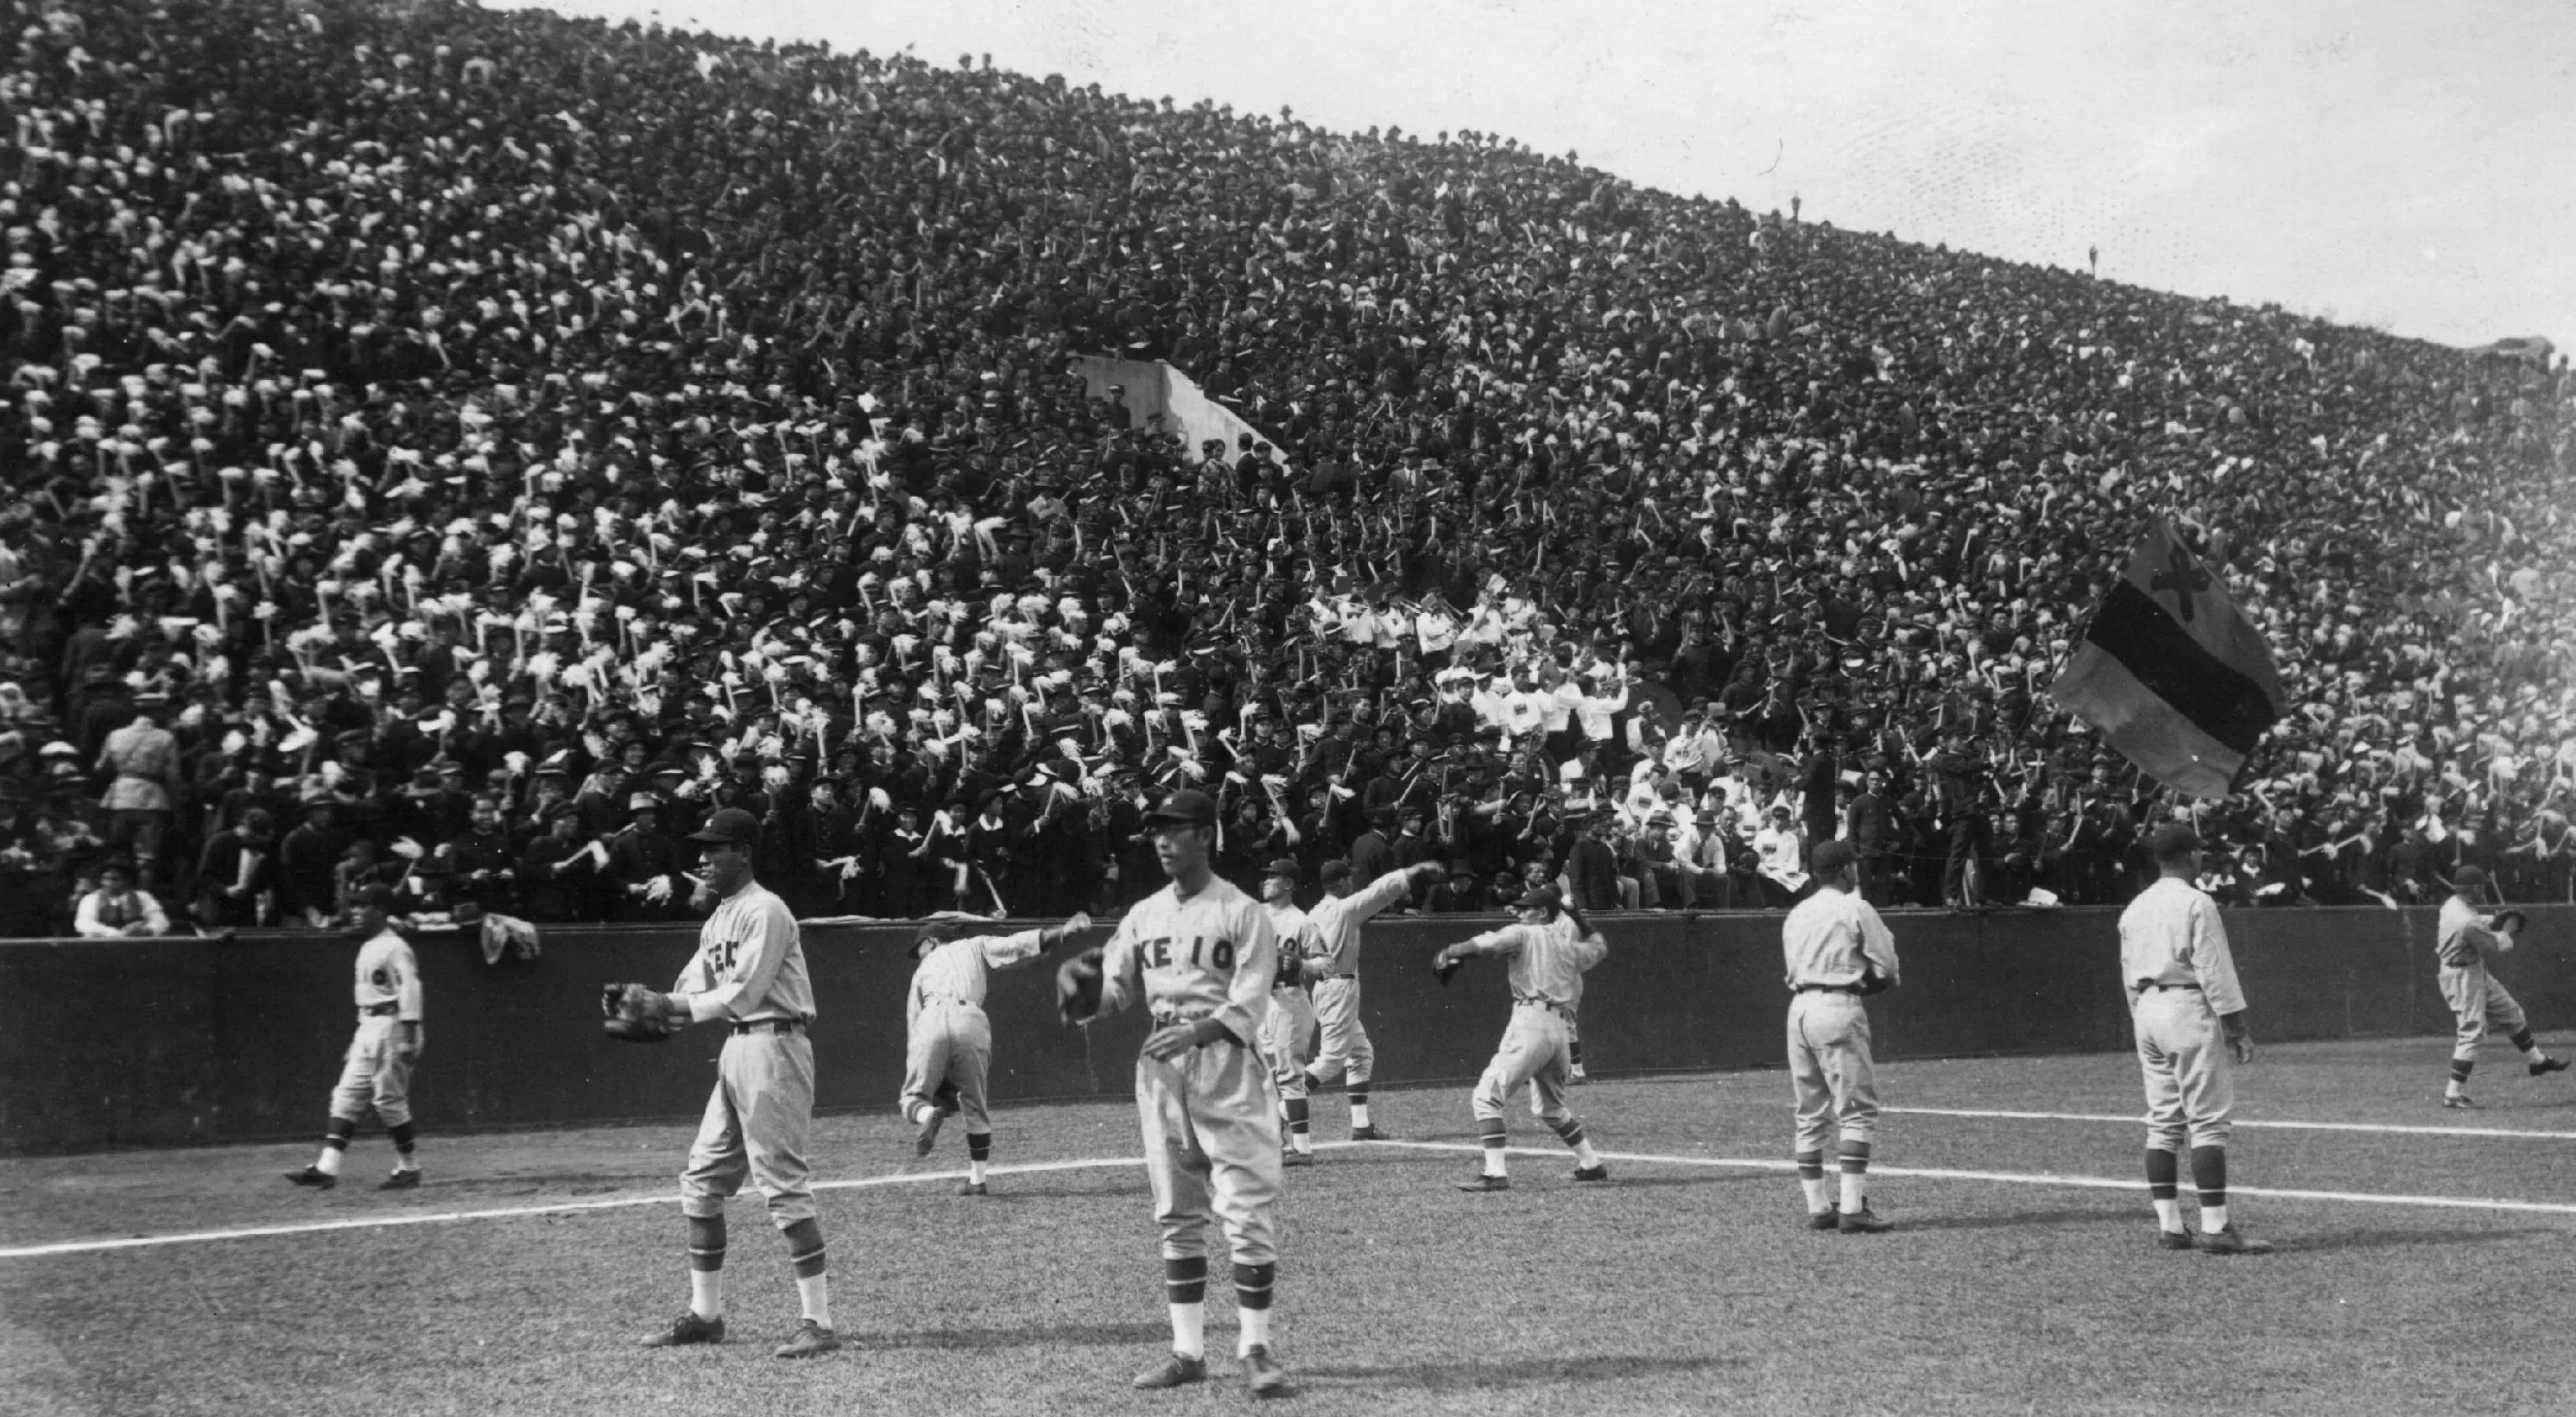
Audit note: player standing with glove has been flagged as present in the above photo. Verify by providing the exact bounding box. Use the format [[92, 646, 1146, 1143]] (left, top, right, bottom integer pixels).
[[900, 912, 1092, 1193], [1781, 839, 1900, 1233], [2121, 823, 2268, 1255], [283, 884, 425, 1192], [1301, 857, 1445, 1141], [1254, 858, 1323, 1167], [604, 807, 840, 1358], [1433, 884, 1611, 1192], [1057, 789, 1288, 1398]]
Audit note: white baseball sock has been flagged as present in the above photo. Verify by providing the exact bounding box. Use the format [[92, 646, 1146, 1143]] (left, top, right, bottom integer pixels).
[[1801, 1175, 1832, 1213], [1168, 1302, 1205, 1360], [1839, 1170, 1867, 1213], [1350, 1102, 1372, 1129], [2200, 1203, 2230, 1235], [2152, 1198, 2182, 1231], [1572, 1140, 1601, 1169], [690, 1269, 723, 1321], [1238, 1306, 1272, 1357], [315, 1147, 344, 1178], [795, 1275, 830, 1326]]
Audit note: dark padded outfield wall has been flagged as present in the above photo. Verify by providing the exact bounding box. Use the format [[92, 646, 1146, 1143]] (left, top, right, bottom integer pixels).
[[2, 906, 2563, 1157]]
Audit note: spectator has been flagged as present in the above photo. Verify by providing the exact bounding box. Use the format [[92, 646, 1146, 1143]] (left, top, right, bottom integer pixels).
[[73, 857, 171, 938]]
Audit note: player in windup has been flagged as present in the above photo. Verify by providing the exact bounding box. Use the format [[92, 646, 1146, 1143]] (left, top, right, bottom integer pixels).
[[901, 913, 1093, 1193], [1253, 858, 1323, 1166], [2435, 864, 2567, 1109], [1433, 884, 1611, 1192], [284, 884, 425, 1192], [603, 808, 841, 1358], [1058, 789, 1288, 1398], [1780, 839, 1899, 1233]]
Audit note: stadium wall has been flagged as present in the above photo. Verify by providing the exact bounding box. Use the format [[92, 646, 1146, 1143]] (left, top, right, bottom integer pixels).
[[3, 906, 2567, 1158]]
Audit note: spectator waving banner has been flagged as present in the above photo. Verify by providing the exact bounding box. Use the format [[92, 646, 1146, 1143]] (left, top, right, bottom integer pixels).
[[2050, 518, 2288, 800]]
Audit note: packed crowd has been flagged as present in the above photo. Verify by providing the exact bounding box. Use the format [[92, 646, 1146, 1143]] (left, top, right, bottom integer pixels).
[[1, 0, 2569, 937]]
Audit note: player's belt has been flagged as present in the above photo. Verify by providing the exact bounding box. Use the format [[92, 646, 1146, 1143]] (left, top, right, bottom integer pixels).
[[2131, 981, 2202, 996], [1320, 971, 1358, 981], [1148, 1010, 1244, 1046], [361, 1002, 401, 1016], [731, 1018, 808, 1035], [1511, 995, 1576, 1019], [1793, 984, 1861, 996], [918, 990, 979, 1009]]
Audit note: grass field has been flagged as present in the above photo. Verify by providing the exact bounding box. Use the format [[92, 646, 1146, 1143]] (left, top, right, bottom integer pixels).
[[5, 1034, 2576, 1417]]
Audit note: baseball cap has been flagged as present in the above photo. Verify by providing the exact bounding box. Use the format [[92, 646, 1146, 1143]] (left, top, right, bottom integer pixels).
[[2453, 865, 2490, 888], [689, 807, 763, 846], [348, 882, 397, 911], [1811, 839, 1858, 876], [1143, 789, 1217, 828], [1262, 857, 1302, 882], [1318, 860, 1352, 883], [2147, 823, 2201, 862], [1512, 883, 1564, 913], [912, 921, 961, 958]]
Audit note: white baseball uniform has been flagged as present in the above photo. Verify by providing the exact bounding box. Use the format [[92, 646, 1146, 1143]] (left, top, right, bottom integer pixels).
[[902, 927, 1047, 1135]]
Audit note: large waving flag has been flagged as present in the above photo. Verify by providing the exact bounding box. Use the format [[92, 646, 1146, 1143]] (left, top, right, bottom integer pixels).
[[2050, 517, 2289, 800]]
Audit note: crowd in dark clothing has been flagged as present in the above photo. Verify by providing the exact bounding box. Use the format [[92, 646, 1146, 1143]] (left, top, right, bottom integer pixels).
[[0, 0, 2568, 936]]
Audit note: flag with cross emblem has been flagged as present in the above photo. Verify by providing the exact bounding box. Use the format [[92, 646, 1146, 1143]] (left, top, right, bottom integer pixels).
[[2050, 517, 2288, 798]]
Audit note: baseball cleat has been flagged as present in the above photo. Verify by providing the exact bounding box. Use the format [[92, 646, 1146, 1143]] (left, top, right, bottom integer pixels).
[[772, 1319, 841, 1358], [1243, 1344, 1289, 1398], [958, 1181, 990, 1197], [1838, 1206, 1895, 1234], [1455, 1173, 1512, 1192], [913, 1108, 945, 1157], [2194, 1224, 2274, 1256], [1132, 1352, 1207, 1389], [638, 1311, 725, 1347], [1349, 1124, 1394, 1142], [2531, 1058, 2571, 1077], [284, 1165, 336, 1190], [1571, 1164, 1610, 1183], [934, 1079, 963, 1115], [1807, 1209, 1842, 1231], [2442, 1094, 2481, 1110], [377, 1168, 421, 1191], [1280, 1148, 1313, 1167], [2157, 1229, 2196, 1251]]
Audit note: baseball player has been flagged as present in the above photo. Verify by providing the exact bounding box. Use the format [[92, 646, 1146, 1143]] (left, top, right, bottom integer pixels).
[[283, 884, 425, 1192], [1780, 839, 1898, 1233], [902, 912, 1094, 1194], [2437, 863, 2568, 1109], [1058, 789, 1288, 1398], [1253, 858, 1323, 1165], [623, 807, 841, 1358], [2121, 823, 2268, 1254], [1432, 884, 1610, 1191], [1301, 856, 1446, 1141]]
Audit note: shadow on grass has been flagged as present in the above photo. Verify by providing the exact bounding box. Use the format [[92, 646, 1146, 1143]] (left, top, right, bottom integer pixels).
[[1890, 1206, 2122, 1233], [1298, 1353, 1746, 1390], [867, 1320, 1168, 1351], [2279, 1226, 2559, 1255]]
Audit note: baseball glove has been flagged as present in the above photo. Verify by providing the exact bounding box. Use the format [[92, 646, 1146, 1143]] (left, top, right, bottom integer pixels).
[[1057, 946, 1107, 1027], [601, 982, 679, 1043], [1432, 949, 1465, 988], [2494, 909, 2529, 936]]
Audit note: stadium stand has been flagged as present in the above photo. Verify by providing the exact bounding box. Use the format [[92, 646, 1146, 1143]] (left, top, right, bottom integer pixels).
[[0, 0, 2567, 934]]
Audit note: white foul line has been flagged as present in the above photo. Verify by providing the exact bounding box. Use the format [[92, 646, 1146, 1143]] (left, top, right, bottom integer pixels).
[[1364, 1141, 2576, 1218], [0, 1155, 1147, 1261], [1881, 1104, 2576, 1143], [11, 1134, 2576, 1261]]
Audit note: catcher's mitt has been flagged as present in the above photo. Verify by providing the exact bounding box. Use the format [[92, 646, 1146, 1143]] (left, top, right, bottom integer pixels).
[[1057, 946, 1106, 1026], [2494, 909, 2529, 936], [602, 982, 679, 1043]]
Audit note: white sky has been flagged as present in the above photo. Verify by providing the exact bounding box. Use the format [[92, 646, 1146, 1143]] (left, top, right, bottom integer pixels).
[[491, 0, 2575, 350]]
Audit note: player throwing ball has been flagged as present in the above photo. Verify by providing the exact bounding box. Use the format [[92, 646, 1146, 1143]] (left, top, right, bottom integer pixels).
[[1301, 857, 1446, 1141], [2437, 864, 2567, 1109], [1253, 859, 1324, 1166], [2121, 823, 2268, 1254], [1781, 840, 1899, 1232], [901, 913, 1093, 1193], [1433, 885, 1611, 1192], [1058, 789, 1288, 1398], [612, 807, 841, 1357], [284, 884, 425, 1192]]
